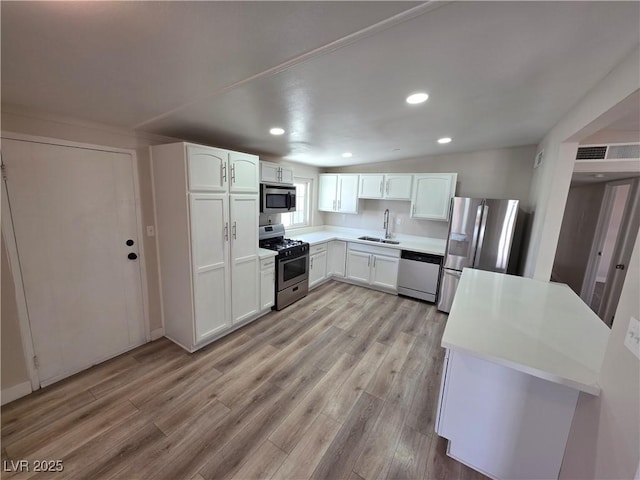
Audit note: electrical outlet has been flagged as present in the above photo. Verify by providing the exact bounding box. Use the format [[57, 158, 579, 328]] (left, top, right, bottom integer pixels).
[[624, 317, 640, 360], [146, 226, 155, 237], [395, 218, 402, 226]]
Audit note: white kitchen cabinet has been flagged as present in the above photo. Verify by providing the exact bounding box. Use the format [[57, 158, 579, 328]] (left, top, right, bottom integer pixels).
[[187, 145, 228, 192], [411, 173, 457, 221], [327, 240, 347, 277], [229, 152, 259, 193], [151, 141, 260, 352], [318, 174, 359, 214], [346, 250, 372, 284], [384, 175, 413, 200], [260, 161, 294, 185], [359, 174, 385, 199], [370, 254, 401, 290], [346, 242, 400, 292], [309, 244, 328, 289], [358, 174, 413, 201], [260, 257, 275, 311], [230, 195, 259, 323], [318, 174, 338, 211], [189, 194, 231, 342]]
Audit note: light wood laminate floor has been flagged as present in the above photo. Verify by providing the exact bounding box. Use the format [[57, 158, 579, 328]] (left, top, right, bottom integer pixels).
[[1, 281, 487, 480]]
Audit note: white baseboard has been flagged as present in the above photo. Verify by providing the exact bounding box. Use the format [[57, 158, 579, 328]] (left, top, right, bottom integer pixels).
[[1, 381, 32, 405], [150, 328, 165, 341]]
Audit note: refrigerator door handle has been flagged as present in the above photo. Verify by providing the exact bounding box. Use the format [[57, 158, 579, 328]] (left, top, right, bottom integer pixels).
[[469, 204, 484, 267], [474, 205, 489, 267]]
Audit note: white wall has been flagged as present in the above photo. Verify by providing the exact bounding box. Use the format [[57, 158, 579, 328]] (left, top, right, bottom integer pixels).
[[560, 229, 640, 480], [324, 145, 536, 239], [524, 47, 640, 280]]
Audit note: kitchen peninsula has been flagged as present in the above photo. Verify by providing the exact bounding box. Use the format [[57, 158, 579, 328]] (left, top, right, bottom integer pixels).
[[435, 269, 610, 480]]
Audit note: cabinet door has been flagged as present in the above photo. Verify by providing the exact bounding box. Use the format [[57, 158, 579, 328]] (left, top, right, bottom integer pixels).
[[328, 240, 347, 277], [280, 166, 294, 185], [359, 174, 384, 199], [229, 152, 259, 194], [230, 195, 259, 323], [385, 175, 413, 200], [338, 175, 359, 214], [189, 194, 231, 342], [318, 175, 338, 212], [187, 145, 228, 192], [411, 174, 457, 221], [371, 255, 400, 291], [260, 162, 280, 184], [346, 250, 371, 284], [309, 250, 328, 289], [260, 266, 275, 311]]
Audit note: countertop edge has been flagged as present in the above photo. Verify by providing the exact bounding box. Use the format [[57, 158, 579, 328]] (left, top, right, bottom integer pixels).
[[289, 231, 446, 256], [441, 341, 601, 396]]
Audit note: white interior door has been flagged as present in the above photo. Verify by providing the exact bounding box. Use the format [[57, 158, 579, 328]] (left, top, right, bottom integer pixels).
[[2, 139, 147, 386]]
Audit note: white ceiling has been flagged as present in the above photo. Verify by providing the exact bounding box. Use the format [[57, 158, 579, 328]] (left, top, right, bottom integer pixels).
[[2, 1, 639, 167]]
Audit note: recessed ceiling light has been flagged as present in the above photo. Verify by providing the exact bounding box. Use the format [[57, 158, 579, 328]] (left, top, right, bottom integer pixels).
[[342, 152, 353, 158], [593, 173, 605, 178], [406, 92, 429, 104], [269, 127, 285, 135], [437, 137, 452, 144]]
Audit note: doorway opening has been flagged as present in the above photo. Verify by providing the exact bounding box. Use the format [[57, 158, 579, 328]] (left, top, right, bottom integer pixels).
[[552, 173, 639, 327]]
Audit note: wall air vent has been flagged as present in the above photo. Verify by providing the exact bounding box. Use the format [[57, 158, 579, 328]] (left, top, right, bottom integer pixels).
[[606, 143, 640, 159], [576, 146, 607, 160], [576, 143, 640, 161]]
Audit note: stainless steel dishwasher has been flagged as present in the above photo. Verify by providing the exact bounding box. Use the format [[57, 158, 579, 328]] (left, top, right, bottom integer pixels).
[[397, 250, 442, 302]]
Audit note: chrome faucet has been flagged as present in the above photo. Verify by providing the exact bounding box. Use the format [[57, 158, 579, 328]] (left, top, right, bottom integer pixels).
[[383, 208, 391, 239]]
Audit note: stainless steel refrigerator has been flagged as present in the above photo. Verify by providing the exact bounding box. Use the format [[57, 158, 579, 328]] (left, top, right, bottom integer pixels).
[[437, 197, 521, 313]]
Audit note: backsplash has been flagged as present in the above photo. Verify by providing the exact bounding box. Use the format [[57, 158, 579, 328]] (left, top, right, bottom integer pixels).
[[324, 199, 450, 239]]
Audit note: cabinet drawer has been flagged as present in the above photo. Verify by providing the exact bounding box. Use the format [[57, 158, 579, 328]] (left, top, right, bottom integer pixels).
[[310, 243, 327, 255], [348, 242, 401, 258], [260, 258, 276, 270]]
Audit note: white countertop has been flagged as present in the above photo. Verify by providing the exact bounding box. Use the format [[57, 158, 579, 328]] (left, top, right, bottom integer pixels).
[[442, 269, 610, 395], [288, 226, 446, 256], [258, 248, 278, 259]]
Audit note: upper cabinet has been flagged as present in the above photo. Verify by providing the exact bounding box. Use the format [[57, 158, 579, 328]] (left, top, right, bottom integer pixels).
[[359, 174, 385, 198], [318, 174, 359, 214], [411, 173, 457, 221], [186, 145, 258, 194], [358, 174, 413, 200], [260, 161, 294, 185], [385, 175, 413, 200], [187, 145, 229, 192], [229, 152, 259, 193]]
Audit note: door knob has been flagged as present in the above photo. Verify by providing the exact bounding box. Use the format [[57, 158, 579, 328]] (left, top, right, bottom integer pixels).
[[126, 239, 134, 246], [128, 253, 138, 260]]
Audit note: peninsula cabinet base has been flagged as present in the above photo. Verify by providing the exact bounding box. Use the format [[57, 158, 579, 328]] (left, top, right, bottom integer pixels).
[[436, 349, 579, 480]]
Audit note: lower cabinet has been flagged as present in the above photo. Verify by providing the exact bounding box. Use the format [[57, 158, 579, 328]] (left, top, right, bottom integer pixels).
[[309, 243, 328, 289], [346, 242, 400, 292], [327, 240, 347, 277], [260, 256, 276, 311]]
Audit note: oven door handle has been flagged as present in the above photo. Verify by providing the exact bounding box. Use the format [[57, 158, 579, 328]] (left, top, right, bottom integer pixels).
[[279, 255, 307, 266]]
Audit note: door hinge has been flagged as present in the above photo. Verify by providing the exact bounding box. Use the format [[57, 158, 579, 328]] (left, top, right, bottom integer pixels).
[[33, 355, 40, 369], [1, 163, 7, 181]]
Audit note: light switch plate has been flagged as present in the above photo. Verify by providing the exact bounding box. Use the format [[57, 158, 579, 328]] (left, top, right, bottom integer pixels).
[[624, 317, 640, 360], [146, 226, 155, 237]]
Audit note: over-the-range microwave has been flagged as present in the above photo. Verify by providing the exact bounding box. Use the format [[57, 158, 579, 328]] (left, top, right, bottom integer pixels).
[[260, 184, 297, 214]]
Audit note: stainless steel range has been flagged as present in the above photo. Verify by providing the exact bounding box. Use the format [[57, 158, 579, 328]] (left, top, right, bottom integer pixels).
[[259, 224, 310, 310]]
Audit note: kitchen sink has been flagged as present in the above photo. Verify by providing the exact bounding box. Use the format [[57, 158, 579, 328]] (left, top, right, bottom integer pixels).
[[358, 236, 400, 245]]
